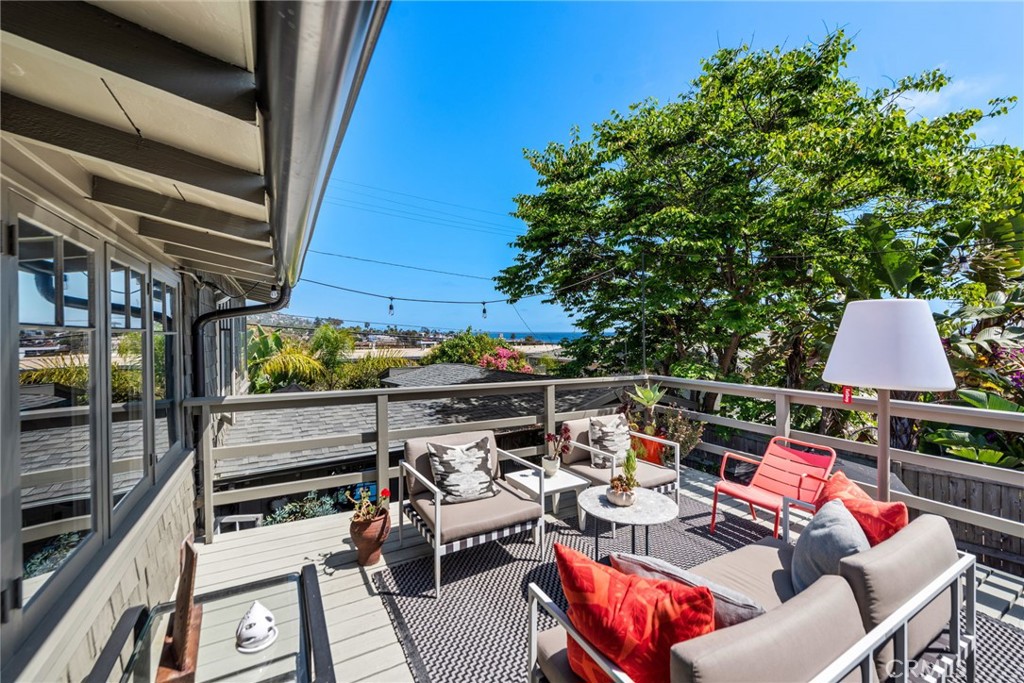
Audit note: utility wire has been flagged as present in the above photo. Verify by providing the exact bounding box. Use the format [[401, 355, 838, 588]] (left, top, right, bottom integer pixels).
[[330, 179, 517, 218], [299, 267, 616, 306], [324, 191, 524, 232], [321, 198, 520, 239], [324, 196, 523, 236], [308, 249, 492, 280]]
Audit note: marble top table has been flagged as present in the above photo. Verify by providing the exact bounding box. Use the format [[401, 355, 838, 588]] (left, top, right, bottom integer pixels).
[[577, 485, 679, 559]]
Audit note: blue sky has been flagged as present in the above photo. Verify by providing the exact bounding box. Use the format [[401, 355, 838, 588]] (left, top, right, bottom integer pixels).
[[288, 1, 1024, 334]]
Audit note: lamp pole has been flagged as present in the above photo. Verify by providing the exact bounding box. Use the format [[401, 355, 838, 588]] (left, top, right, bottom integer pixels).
[[876, 388, 891, 502]]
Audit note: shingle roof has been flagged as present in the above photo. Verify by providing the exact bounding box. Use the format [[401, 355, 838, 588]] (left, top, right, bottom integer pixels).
[[380, 363, 538, 388]]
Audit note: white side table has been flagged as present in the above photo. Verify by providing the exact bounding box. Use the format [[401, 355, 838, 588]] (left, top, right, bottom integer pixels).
[[505, 467, 590, 525]]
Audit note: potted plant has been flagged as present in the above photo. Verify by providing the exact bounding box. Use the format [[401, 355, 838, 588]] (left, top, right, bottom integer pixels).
[[543, 423, 572, 477], [346, 485, 391, 566], [608, 448, 640, 506], [621, 383, 705, 465]]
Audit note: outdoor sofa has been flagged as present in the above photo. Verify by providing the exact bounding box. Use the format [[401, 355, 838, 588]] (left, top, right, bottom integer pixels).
[[398, 430, 545, 598], [528, 507, 976, 683]]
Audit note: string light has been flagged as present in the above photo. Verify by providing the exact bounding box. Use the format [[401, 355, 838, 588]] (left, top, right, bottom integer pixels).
[[388, 297, 395, 316], [481, 302, 487, 319]]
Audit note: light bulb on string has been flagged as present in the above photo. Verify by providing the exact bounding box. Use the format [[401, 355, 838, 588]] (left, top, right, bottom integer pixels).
[[957, 250, 969, 272], [388, 297, 395, 316], [481, 302, 487, 319], [806, 264, 814, 277]]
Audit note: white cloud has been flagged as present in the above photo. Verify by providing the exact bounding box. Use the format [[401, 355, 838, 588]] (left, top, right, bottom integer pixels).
[[897, 76, 997, 119]]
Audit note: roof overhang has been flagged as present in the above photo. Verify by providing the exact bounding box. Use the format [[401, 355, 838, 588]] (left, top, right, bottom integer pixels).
[[1, 0, 387, 301]]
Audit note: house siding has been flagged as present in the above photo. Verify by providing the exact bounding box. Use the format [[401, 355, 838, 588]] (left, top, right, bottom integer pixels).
[[20, 455, 196, 682]]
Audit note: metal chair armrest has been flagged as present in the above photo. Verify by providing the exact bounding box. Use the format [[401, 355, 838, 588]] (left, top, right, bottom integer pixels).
[[399, 459, 442, 497], [719, 451, 761, 479], [497, 448, 545, 504], [568, 439, 620, 477], [781, 496, 817, 543], [628, 432, 682, 475], [528, 583, 634, 683]]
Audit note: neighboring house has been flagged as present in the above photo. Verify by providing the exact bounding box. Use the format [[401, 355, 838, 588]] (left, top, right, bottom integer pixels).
[[0, 3, 388, 680], [214, 363, 619, 498]]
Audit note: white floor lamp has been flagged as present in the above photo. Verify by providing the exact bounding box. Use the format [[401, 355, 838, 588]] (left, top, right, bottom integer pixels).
[[822, 299, 955, 502]]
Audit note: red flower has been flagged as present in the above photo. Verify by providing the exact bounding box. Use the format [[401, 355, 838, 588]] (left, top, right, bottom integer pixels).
[[380, 488, 391, 499]]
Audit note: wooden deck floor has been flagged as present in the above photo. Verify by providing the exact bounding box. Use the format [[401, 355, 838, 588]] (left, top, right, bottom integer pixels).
[[194, 469, 1023, 682]]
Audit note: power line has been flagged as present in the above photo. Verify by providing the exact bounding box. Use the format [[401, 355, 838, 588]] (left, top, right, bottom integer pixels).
[[299, 267, 616, 306], [324, 195, 523, 236], [325, 190, 524, 232], [330, 179, 517, 219], [321, 198, 520, 239], [308, 250, 493, 280]]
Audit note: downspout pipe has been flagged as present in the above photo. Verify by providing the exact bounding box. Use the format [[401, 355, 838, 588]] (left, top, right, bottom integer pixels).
[[190, 282, 291, 398]]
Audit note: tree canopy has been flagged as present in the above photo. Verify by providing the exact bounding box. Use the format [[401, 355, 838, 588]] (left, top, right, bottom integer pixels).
[[497, 31, 1023, 403]]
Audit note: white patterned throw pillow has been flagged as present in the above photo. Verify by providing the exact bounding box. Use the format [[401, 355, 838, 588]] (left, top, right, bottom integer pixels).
[[588, 414, 630, 468], [426, 437, 498, 504]]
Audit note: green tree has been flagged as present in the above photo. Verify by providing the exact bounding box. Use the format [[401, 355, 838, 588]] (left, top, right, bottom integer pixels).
[[422, 328, 503, 365], [247, 325, 323, 393], [497, 31, 1023, 418], [310, 323, 356, 389]]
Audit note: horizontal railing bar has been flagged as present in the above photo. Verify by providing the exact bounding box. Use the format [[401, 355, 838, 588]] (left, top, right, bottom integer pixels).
[[693, 441, 761, 460], [673, 408, 777, 436], [21, 457, 145, 488], [855, 480, 1024, 539], [211, 471, 377, 506], [185, 375, 647, 412], [22, 515, 91, 543], [213, 432, 375, 461], [390, 415, 544, 441], [653, 375, 1024, 432], [790, 430, 1024, 487], [554, 408, 618, 422]]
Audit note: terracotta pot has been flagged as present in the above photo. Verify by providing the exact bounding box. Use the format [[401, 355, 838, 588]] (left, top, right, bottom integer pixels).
[[632, 435, 665, 465], [350, 510, 391, 566], [607, 488, 636, 507]]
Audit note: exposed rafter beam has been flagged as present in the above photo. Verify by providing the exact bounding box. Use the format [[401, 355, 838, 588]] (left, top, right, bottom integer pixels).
[[91, 178, 269, 242], [138, 218, 273, 264], [164, 243, 275, 278], [178, 259, 275, 282], [0, 1, 256, 121], [1, 94, 265, 206]]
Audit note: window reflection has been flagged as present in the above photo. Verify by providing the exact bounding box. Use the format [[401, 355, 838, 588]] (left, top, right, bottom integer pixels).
[[18, 220, 94, 603], [154, 282, 179, 459]]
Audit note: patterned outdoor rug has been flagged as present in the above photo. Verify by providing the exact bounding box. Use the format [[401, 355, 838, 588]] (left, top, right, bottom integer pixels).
[[373, 496, 766, 683], [373, 497, 1024, 683]]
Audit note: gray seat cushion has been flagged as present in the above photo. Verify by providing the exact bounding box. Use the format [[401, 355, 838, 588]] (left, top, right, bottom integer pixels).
[[671, 575, 871, 683], [610, 553, 766, 629], [408, 479, 540, 545], [565, 460, 677, 489], [792, 499, 870, 593], [536, 626, 582, 683], [839, 514, 959, 680], [689, 536, 796, 609]]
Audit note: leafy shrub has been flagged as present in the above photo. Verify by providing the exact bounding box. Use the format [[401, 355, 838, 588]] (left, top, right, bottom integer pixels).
[[338, 351, 412, 389], [24, 533, 81, 578], [422, 328, 502, 365], [264, 491, 338, 526]]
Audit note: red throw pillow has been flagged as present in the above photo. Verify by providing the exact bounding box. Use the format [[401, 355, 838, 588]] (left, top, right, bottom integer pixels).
[[553, 543, 715, 683], [815, 471, 909, 545]]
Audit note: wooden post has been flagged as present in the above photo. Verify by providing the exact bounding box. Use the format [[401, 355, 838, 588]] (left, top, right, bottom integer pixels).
[[544, 384, 556, 440], [774, 393, 791, 437], [200, 406, 214, 543], [376, 394, 390, 492]]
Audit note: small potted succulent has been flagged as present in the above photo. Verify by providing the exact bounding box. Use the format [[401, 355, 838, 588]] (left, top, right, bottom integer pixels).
[[608, 448, 640, 506], [346, 485, 391, 566], [543, 423, 572, 477]]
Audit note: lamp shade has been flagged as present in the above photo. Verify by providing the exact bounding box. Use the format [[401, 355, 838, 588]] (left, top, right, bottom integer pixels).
[[823, 299, 955, 392]]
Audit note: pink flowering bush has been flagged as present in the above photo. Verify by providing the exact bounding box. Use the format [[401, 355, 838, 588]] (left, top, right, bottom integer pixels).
[[479, 346, 533, 373]]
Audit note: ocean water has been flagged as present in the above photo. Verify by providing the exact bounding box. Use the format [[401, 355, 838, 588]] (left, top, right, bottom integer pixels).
[[488, 331, 583, 344]]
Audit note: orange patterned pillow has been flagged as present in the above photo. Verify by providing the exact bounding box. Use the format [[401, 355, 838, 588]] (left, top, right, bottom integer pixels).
[[815, 471, 909, 545], [553, 543, 715, 683]]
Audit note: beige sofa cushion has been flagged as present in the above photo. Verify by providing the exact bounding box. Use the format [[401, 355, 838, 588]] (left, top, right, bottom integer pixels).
[[670, 575, 871, 683], [839, 514, 958, 680], [689, 536, 796, 610], [536, 626, 580, 683], [561, 418, 594, 465], [408, 479, 540, 545], [565, 460, 677, 489], [404, 431, 499, 496]]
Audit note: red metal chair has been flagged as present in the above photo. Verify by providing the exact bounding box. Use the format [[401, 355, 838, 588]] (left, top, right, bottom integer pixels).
[[710, 436, 837, 538]]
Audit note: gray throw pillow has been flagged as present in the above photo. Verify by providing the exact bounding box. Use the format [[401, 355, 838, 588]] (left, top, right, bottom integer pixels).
[[588, 414, 630, 469], [426, 437, 498, 504], [792, 499, 870, 593], [610, 553, 766, 629]]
